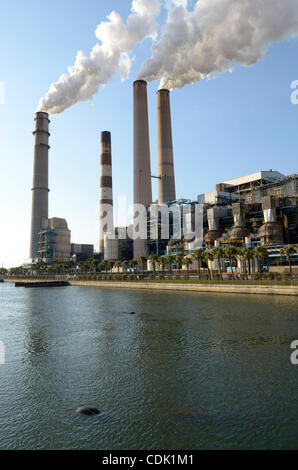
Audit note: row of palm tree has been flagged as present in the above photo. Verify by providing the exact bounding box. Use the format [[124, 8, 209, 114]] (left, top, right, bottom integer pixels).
[[68, 245, 298, 279], [6, 245, 297, 279]]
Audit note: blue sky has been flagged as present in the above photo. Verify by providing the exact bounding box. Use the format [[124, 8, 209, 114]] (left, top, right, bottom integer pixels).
[[0, 0, 297, 267]]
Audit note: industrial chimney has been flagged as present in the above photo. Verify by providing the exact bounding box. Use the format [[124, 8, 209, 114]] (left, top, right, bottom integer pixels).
[[29, 112, 50, 261], [99, 131, 114, 255], [133, 80, 152, 259], [157, 89, 176, 205]]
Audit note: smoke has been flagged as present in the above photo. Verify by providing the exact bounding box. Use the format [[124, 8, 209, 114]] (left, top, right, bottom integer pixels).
[[138, 0, 298, 89], [38, 0, 161, 114], [164, 0, 188, 10]]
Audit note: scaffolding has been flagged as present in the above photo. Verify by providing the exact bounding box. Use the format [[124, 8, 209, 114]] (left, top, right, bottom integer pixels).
[[37, 229, 55, 264]]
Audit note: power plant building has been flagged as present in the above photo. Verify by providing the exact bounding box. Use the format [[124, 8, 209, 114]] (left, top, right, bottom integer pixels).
[[29, 82, 297, 270], [38, 218, 71, 264]]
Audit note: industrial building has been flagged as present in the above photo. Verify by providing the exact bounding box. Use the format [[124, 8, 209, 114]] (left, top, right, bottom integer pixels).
[[100, 81, 297, 265], [71, 244, 94, 262], [29, 82, 296, 270], [38, 218, 71, 264]]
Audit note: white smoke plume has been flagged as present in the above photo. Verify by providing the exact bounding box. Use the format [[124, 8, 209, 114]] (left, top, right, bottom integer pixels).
[[164, 0, 188, 10], [138, 0, 298, 89], [39, 0, 161, 114]]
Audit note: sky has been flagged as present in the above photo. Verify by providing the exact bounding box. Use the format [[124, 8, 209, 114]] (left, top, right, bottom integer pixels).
[[0, 0, 298, 268]]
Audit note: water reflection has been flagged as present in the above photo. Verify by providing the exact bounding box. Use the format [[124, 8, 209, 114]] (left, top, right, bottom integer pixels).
[[1, 284, 298, 450]]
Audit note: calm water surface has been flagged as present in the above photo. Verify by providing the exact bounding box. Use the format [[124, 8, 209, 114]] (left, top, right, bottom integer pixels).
[[0, 283, 298, 450]]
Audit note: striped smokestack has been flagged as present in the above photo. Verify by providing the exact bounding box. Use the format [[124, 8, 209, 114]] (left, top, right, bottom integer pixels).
[[133, 80, 152, 259], [99, 131, 113, 255], [29, 112, 50, 261], [157, 89, 176, 205]]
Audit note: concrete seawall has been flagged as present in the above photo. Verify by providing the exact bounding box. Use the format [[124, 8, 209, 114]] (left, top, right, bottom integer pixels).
[[69, 280, 298, 296]]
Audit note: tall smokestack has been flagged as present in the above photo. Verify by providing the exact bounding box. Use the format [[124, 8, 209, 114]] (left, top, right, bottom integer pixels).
[[157, 89, 176, 205], [133, 80, 152, 259], [29, 112, 50, 261], [99, 131, 113, 255]]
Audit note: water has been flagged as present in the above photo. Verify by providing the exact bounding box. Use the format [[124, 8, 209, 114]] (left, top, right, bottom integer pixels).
[[0, 283, 298, 450]]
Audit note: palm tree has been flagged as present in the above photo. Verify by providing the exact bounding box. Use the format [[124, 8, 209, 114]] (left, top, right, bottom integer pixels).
[[93, 259, 99, 273], [138, 256, 147, 274], [99, 262, 105, 273], [242, 247, 253, 278], [182, 257, 193, 279], [280, 245, 297, 277], [165, 255, 175, 275], [114, 261, 122, 273], [149, 254, 159, 275], [121, 260, 130, 272], [212, 246, 224, 280], [175, 255, 184, 275], [102, 260, 109, 273], [108, 260, 115, 273], [158, 256, 167, 273], [223, 246, 237, 280], [130, 259, 138, 273], [253, 246, 269, 278], [192, 248, 204, 280], [235, 248, 246, 277], [202, 249, 214, 280]]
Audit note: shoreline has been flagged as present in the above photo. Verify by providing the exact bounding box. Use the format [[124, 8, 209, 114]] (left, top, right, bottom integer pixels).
[[4, 278, 298, 296], [69, 280, 298, 296]]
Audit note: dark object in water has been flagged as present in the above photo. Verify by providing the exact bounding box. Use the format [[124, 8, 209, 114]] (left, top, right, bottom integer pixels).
[[170, 407, 204, 418], [129, 312, 136, 315], [15, 281, 69, 288], [76, 406, 101, 416]]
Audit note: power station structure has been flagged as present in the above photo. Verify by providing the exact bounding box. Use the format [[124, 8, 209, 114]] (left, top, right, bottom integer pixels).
[[157, 89, 176, 205], [28, 80, 297, 271], [99, 131, 114, 255], [29, 112, 71, 264], [30, 112, 50, 260], [133, 80, 153, 259], [132, 80, 178, 259]]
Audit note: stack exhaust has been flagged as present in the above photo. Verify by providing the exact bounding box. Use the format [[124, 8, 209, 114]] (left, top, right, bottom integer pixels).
[[259, 196, 283, 243], [29, 112, 50, 261], [230, 202, 250, 241], [157, 89, 176, 205], [99, 131, 114, 255], [133, 80, 152, 259]]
